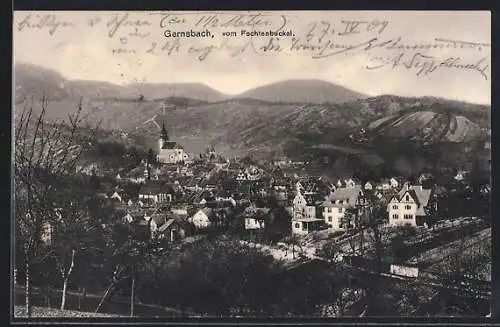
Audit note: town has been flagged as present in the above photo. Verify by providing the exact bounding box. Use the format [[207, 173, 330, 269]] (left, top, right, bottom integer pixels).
[[14, 107, 491, 318]]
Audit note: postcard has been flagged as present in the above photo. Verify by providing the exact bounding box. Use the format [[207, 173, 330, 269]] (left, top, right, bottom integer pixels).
[[12, 10, 491, 319]]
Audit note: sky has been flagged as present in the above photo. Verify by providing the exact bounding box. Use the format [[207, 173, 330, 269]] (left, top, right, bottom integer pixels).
[[13, 11, 491, 104]]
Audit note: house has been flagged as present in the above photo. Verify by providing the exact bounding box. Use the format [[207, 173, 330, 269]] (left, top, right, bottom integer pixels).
[[344, 178, 359, 188], [480, 184, 491, 196], [243, 206, 270, 230], [122, 213, 135, 224], [110, 191, 122, 202], [336, 179, 344, 188], [454, 170, 469, 182], [189, 208, 217, 229], [116, 173, 122, 181], [376, 179, 391, 190], [291, 188, 325, 234], [146, 213, 186, 241], [157, 122, 189, 164], [387, 185, 434, 227], [322, 185, 367, 230], [364, 181, 374, 190], [157, 218, 186, 241], [236, 171, 248, 181], [171, 205, 189, 217], [390, 177, 400, 189], [138, 182, 174, 204], [245, 165, 262, 181], [292, 217, 324, 235], [292, 190, 323, 221]]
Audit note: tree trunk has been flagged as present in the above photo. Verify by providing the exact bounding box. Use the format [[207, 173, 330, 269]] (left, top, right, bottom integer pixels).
[[95, 266, 123, 313], [95, 282, 114, 313], [60, 250, 76, 310], [25, 261, 31, 317], [61, 278, 69, 310], [130, 272, 135, 317]]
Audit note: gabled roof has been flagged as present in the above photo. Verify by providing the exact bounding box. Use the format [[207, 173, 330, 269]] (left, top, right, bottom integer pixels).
[[158, 218, 176, 232], [324, 185, 363, 207], [161, 141, 184, 150], [303, 192, 324, 206], [394, 185, 432, 215]]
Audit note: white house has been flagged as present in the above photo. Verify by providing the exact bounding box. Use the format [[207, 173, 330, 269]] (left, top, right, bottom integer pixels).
[[110, 191, 122, 202], [454, 170, 469, 182], [292, 190, 323, 221], [322, 185, 366, 230], [364, 181, 374, 190], [292, 191, 307, 220], [245, 217, 265, 230], [390, 177, 399, 189], [243, 206, 269, 230], [189, 208, 215, 229], [344, 178, 358, 188], [123, 213, 134, 224], [291, 187, 325, 234], [390, 264, 419, 278], [387, 185, 433, 227], [138, 182, 174, 204], [171, 206, 189, 217]]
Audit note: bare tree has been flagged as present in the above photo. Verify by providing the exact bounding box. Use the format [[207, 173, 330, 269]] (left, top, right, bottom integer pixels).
[[14, 97, 98, 315]]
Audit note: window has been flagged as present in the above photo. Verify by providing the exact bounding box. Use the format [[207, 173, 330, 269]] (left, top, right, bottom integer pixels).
[[405, 205, 411, 210], [392, 214, 399, 219], [295, 223, 300, 228], [406, 195, 410, 201], [328, 217, 332, 222], [327, 207, 332, 213], [404, 214, 413, 219], [338, 208, 343, 213], [302, 224, 307, 231], [392, 205, 398, 210]]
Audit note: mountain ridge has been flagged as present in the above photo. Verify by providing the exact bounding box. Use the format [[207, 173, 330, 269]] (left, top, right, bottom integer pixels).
[[15, 63, 368, 105]]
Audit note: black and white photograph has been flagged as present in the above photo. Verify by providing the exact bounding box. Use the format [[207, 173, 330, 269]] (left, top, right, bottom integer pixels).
[[12, 11, 491, 319]]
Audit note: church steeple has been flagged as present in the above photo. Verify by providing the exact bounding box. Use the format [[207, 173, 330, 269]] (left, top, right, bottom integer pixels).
[[160, 121, 169, 141]]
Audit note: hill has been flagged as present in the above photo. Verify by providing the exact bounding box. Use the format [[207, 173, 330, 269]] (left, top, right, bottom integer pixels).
[[13, 63, 227, 103], [236, 79, 367, 104]]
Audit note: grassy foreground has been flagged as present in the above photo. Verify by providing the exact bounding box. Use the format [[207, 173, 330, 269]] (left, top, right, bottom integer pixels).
[[14, 305, 122, 318]]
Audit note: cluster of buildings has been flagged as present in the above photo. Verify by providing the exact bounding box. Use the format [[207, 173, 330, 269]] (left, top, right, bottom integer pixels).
[[290, 175, 437, 235], [62, 124, 488, 246]]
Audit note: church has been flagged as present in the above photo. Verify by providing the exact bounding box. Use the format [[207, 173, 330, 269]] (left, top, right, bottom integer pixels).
[[157, 122, 188, 164]]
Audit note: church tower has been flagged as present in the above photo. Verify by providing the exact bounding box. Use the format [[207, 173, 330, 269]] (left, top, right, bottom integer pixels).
[[159, 121, 169, 151]]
